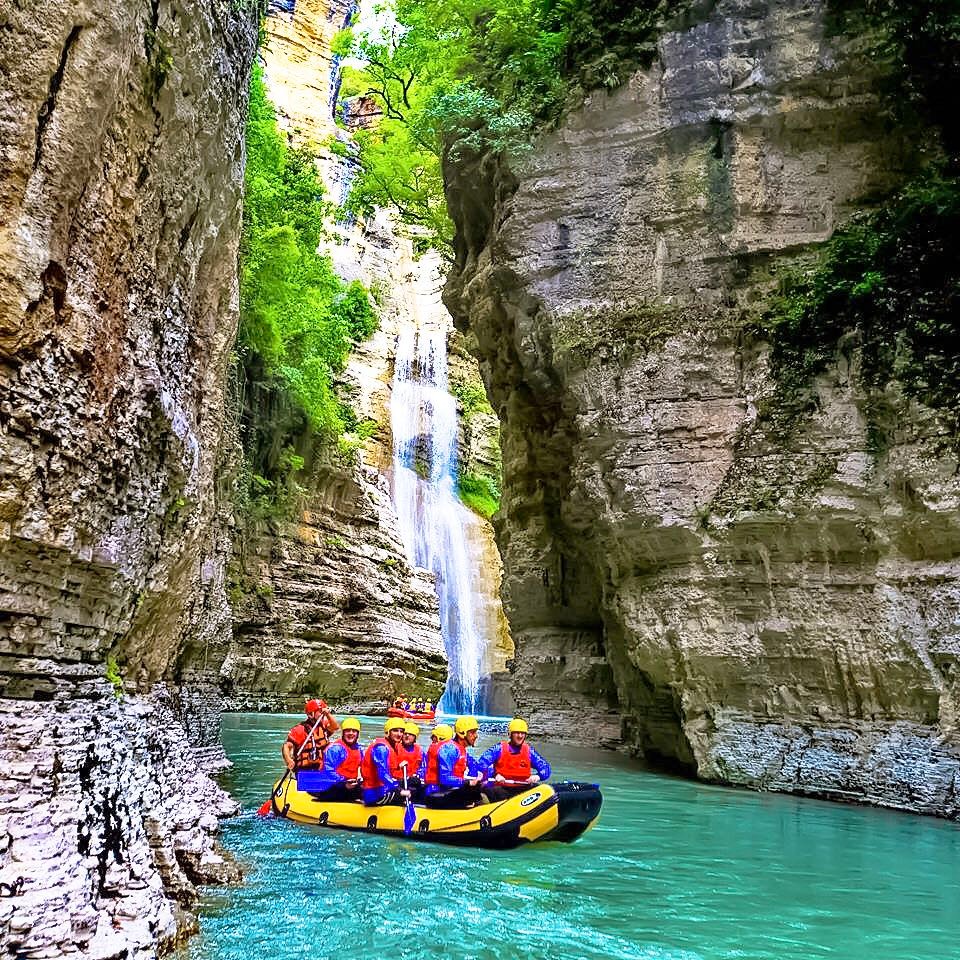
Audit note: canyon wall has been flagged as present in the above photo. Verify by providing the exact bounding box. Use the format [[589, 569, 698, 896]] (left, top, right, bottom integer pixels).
[[444, 0, 960, 813], [0, 0, 255, 954]]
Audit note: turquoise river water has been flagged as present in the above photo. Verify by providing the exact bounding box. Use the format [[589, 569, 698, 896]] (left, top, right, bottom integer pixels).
[[180, 713, 959, 960]]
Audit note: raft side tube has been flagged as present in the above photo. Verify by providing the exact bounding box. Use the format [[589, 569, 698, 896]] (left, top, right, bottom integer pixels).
[[270, 779, 602, 849]]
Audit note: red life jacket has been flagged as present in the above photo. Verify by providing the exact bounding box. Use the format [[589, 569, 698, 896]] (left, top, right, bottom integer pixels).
[[391, 744, 423, 781], [424, 742, 443, 786], [451, 739, 468, 778], [495, 741, 531, 780], [332, 739, 362, 780], [361, 737, 395, 789], [288, 721, 327, 770]]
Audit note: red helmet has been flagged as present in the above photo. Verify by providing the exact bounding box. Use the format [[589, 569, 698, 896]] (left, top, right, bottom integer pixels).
[[305, 698, 325, 714]]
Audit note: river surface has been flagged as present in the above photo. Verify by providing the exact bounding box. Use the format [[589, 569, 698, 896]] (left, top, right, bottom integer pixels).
[[181, 714, 959, 960]]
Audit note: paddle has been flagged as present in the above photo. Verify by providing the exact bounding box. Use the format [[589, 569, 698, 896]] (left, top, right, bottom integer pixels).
[[256, 714, 327, 817], [399, 761, 416, 835]]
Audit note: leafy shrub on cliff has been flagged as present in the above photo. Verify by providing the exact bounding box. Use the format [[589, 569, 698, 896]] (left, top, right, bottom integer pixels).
[[450, 374, 494, 419], [240, 65, 379, 435], [756, 170, 960, 448], [457, 470, 501, 519]]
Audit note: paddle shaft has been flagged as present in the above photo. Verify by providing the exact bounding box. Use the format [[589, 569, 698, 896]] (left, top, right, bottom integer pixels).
[[400, 761, 417, 834]]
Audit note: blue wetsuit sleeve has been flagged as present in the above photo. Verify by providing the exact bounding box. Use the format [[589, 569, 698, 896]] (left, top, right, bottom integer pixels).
[[437, 742, 465, 788], [478, 744, 500, 777], [322, 743, 347, 782], [529, 746, 551, 780], [372, 743, 399, 789], [416, 752, 426, 779]]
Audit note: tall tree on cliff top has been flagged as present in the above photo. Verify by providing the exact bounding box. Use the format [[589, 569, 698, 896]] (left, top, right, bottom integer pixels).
[[339, 0, 571, 256]]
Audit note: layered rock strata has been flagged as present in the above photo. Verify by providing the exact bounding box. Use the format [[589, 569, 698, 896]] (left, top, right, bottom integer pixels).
[[0, 0, 255, 953], [444, 0, 960, 813], [217, 456, 448, 711], [0, 694, 241, 958]]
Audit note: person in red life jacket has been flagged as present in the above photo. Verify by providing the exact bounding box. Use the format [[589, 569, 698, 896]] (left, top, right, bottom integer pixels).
[[361, 718, 410, 806], [392, 720, 426, 801], [282, 699, 340, 775], [297, 716, 364, 800], [424, 716, 486, 808], [423, 723, 453, 798], [478, 718, 551, 801]]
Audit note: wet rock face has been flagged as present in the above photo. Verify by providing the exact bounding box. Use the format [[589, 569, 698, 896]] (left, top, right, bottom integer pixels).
[[444, 0, 960, 814], [0, 0, 255, 952]]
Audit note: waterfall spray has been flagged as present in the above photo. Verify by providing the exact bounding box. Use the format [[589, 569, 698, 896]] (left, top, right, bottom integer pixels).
[[391, 322, 487, 714]]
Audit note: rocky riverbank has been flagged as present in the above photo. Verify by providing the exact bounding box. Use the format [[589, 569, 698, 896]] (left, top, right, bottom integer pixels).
[[0, 692, 241, 957]]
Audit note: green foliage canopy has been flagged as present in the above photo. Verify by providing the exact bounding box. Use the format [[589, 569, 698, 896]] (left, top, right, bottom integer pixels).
[[757, 171, 960, 448], [339, 1, 701, 253], [241, 65, 378, 435]]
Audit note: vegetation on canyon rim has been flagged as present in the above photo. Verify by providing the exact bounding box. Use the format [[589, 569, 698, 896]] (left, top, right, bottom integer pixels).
[[337, 0, 699, 255], [757, 1, 960, 447]]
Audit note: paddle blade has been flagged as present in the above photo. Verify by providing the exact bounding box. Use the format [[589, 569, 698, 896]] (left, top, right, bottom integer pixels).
[[403, 801, 416, 835], [256, 797, 273, 817]]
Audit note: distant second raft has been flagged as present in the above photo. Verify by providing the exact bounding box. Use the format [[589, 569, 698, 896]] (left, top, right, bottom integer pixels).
[[385, 707, 436, 720], [270, 778, 602, 849]]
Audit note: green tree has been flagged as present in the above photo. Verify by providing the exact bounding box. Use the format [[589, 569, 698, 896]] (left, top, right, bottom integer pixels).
[[240, 65, 379, 435]]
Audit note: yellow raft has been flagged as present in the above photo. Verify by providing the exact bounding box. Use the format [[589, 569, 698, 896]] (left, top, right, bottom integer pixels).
[[270, 778, 602, 849]]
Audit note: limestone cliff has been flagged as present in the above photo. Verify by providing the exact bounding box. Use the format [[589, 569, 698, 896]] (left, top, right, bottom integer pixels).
[[444, 0, 960, 815], [261, 0, 354, 146], [0, 0, 255, 954]]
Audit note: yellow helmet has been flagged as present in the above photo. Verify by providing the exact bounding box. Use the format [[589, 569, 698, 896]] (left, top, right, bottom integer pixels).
[[404, 721, 420, 736], [508, 718, 529, 734], [454, 716, 480, 737], [384, 718, 406, 734], [341, 716, 362, 733], [432, 723, 454, 741]]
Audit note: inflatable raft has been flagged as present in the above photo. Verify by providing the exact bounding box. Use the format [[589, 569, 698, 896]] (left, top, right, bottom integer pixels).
[[270, 778, 602, 849], [386, 707, 436, 720]]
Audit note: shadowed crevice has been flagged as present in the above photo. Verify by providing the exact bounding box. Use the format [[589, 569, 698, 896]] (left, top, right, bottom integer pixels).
[[33, 25, 83, 171]]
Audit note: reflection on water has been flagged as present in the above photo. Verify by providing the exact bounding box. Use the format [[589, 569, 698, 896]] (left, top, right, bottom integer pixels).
[[180, 714, 960, 960]]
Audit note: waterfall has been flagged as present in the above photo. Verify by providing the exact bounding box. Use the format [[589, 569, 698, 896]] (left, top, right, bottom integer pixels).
[[391, 321, 487, 714]]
